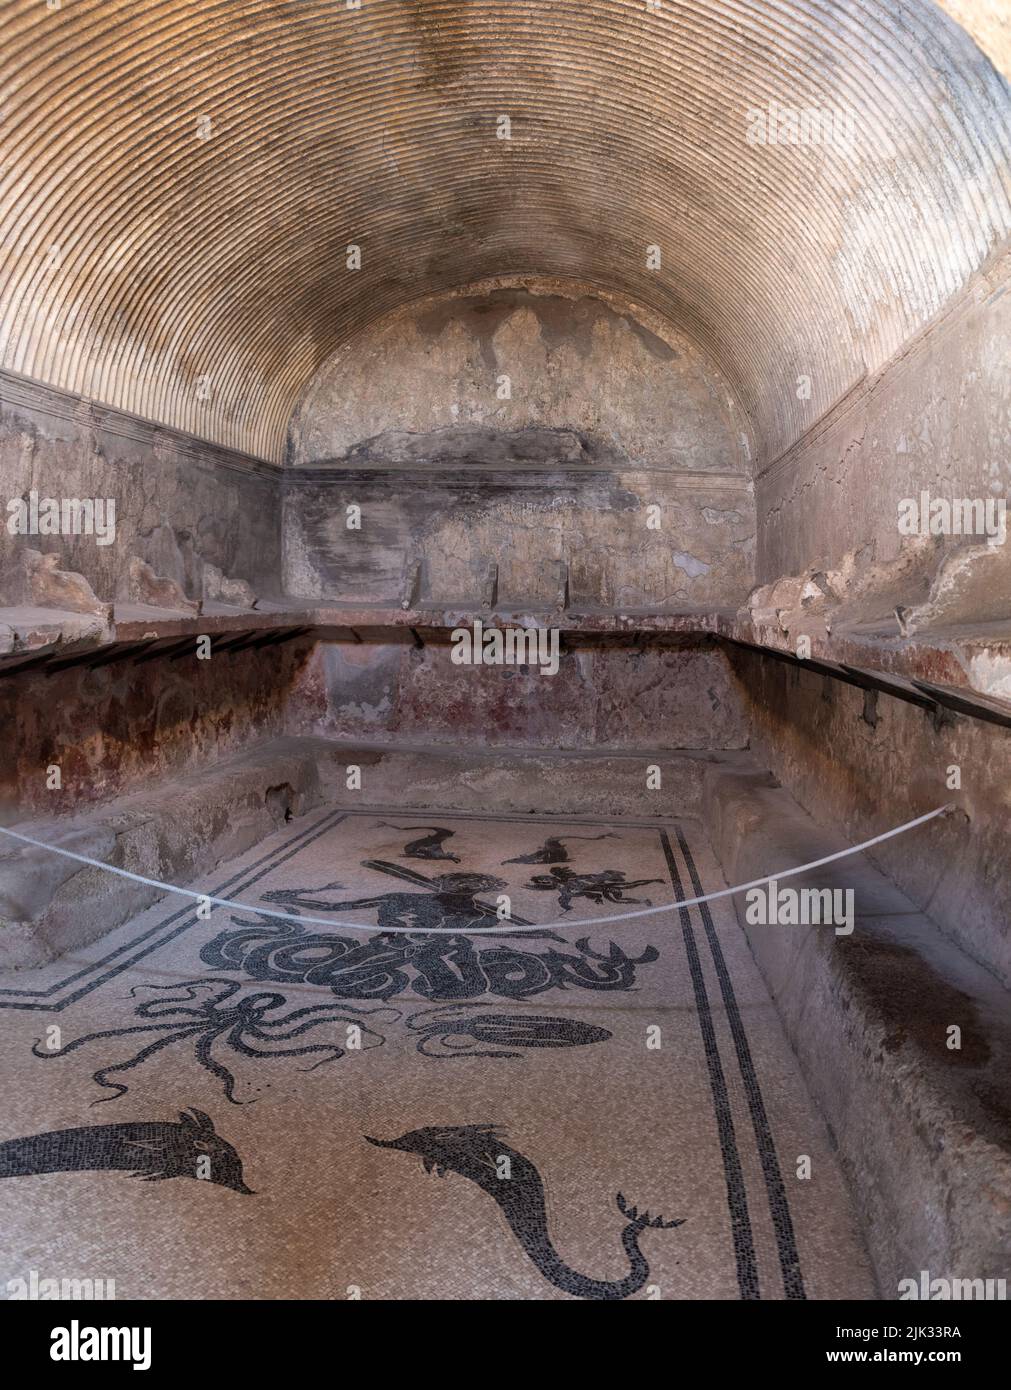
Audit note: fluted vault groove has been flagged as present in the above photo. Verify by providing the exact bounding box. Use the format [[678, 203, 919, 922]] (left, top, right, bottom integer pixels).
[[0, 0, 1008, 463]]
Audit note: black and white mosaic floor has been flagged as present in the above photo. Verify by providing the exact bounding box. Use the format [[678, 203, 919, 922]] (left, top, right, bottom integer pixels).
[[0, 809, 876, 1299]]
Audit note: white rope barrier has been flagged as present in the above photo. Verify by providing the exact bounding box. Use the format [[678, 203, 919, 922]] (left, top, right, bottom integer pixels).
[[0, 804, 953, 936]]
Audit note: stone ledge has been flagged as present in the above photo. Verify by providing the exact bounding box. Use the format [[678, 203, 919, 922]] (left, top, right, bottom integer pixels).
[[0, 738, 327, 972], [1, 600, 1008, 729], [702, 763, 1011, 1293]]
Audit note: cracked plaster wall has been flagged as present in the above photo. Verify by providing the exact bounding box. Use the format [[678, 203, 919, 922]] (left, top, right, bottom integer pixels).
[[0, 373, 280, 603], [283, 285, 755, 607], [728, 644, 1011, 987]]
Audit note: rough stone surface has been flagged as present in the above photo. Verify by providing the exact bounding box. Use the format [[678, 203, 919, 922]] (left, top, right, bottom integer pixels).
[[288, 285, 752, 471], [283, 287, 755, 610], [201, 563, 257, 609], [726, 644, 1011, 988], [284, 463, 754, 610], [703, 763, 1011, 1293], [0, 638, 316, 820], [0, 374, 280, 603], [0, 548, 110, 618], [118, 557, 200, 613], [0, 739, 324, 971], [757, 262, 1011, 596]]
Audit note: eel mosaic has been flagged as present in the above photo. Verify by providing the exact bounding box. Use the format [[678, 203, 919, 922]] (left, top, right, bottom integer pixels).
[[201, 918, 659, 1001]]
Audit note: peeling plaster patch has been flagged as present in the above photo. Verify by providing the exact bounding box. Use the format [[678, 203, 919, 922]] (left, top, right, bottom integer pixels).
[[289, 284, 749, 472], [702, 507, 743, 525], [672, 551, 711, 578], [968, 649, 1011, 701]]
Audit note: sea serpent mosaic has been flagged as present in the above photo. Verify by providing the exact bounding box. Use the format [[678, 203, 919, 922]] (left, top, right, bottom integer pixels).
[[367, 1123, 684, 1300]]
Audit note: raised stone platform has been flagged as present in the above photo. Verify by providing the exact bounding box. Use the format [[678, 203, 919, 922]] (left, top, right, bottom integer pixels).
[[2, 599, 1008, 730], [704, 763, 1011, 1294]]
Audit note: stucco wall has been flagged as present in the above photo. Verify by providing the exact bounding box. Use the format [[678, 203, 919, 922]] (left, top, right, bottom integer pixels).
[[287, 282, 754, 470], [756, 257, 1011, 587], [283, 283, 755, 608], [0, 371, 280, 603], [288, 637, 749, 752]]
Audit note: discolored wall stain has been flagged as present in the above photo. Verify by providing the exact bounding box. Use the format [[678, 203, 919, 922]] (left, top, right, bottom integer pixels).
[[283, 284, 755, 607], [0, 638, 316, 817], [287, 283, 749, 471], [291, 637, 749, 751]]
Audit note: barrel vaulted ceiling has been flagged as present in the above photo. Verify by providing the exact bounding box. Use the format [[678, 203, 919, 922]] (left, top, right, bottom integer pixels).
[[0, 0, 1009, 463]]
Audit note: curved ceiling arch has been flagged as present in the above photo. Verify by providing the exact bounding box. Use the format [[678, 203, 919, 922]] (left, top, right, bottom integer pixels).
[[0, 0, 1008, 463]]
